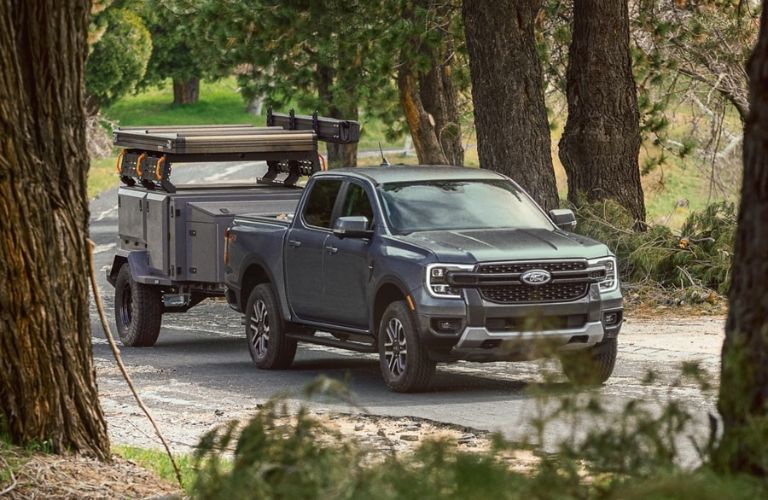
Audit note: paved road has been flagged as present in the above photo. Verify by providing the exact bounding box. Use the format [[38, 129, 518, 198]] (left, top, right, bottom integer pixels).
[[88, 162, 723, 462]]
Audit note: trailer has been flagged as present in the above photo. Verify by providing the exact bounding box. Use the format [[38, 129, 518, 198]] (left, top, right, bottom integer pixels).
[[106, 110, 360, 347]]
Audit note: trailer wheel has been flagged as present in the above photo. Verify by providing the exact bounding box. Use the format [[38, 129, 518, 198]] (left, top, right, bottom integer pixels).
[[560, 337, 618, 386], [245, 284, 297, 369], [378, 301, 436, 393], [114, 265, 162, 347]]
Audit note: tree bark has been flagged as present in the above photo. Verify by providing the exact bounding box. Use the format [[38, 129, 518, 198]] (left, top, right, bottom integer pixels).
[[558, 0, 646, 224], [716, 1, 768, 476], [0, 0, 110, 459], [398, 66, 449, 165], [462, 0, 559, 210], [172, 77, 199, 105], [317, 65, 358, 168], [419, 53, 464, 166]]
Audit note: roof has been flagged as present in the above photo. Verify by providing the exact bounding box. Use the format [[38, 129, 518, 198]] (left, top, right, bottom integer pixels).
[[319, 165, 506, 184]]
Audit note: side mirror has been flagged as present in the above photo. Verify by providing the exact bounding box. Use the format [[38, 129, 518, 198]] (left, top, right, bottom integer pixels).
[[549, 209, 577, 232], [333, 216, 373, 239]]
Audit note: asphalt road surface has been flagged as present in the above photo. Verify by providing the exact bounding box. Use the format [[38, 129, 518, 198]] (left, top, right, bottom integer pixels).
[[88, 161, 724, 463]]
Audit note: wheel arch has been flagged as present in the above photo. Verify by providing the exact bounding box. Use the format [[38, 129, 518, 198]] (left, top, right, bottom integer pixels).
[[371, 280, 410, 337]]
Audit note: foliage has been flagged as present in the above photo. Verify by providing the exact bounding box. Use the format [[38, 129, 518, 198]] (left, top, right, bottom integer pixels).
[[189, 371, 766, 500], [189, 0, 394, 119], [137, 1, 226, 91], [574, 198, 736, 294], [85, 7, 152, 110]]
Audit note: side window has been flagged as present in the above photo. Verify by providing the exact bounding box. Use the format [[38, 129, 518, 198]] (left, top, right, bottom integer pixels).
[[303, 179, 343, 228], [340, 183, 374, 228]]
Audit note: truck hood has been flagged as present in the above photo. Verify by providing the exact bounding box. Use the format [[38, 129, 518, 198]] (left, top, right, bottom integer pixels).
[[394, 228, 611, 263]]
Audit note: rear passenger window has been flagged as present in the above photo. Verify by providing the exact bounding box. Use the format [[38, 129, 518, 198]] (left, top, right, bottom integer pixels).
[[340, 183, 374, 228], [303, 179, 343, 228]]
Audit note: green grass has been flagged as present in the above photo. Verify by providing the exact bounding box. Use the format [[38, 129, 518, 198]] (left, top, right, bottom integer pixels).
[[114, 445, 196, 494], [89, 155, 118, 199], [106, 78, 262, 127]]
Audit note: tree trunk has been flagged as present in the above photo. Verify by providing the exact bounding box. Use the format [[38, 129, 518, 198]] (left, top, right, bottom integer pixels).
[[172, 77, 199, 105], [398, 66, 449, 165], [558, 0, 646, 224], [419, 55, 464, 166], [317, 65, 358, 168], [716, 1, 768, 476], [462, 0, 559, 210], [0, 0, 110, 459]]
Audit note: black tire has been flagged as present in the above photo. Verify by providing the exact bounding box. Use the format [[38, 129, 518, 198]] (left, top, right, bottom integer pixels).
[[114, 264, 162, 347], [245, 284, 297, 369], [378, 301, 436, 393], [560, 337, 618, 385]]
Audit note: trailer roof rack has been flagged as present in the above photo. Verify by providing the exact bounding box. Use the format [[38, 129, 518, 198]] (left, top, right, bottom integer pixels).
[[113, 110, 359, 192]]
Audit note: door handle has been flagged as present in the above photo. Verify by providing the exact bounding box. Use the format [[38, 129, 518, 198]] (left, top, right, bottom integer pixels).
[[288, 239, 302, 248], [325, 245, 338, 255]]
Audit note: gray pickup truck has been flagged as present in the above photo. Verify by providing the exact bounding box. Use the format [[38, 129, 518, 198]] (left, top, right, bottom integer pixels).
[[224, 166, 623, 392]]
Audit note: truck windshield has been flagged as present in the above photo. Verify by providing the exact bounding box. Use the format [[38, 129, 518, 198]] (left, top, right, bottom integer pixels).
[[378, 179, 554, 234]]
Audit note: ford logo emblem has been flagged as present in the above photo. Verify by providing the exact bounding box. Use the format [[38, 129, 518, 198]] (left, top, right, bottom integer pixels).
[[520, 269, 552, 286]]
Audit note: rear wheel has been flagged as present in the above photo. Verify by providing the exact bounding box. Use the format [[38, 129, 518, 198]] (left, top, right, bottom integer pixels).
[[378, 301, 436, 393], [245, 284, 297, 369], [114, 265, 162, 347], [560, 337, 617, 385]]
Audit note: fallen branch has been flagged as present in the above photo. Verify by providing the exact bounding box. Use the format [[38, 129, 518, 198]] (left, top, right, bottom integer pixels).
[[0, 455, 17, 496], [87, 240, 184, 490]]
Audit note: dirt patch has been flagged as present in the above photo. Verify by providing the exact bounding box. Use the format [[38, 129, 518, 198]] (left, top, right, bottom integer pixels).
[[0, 448, 179, 500]]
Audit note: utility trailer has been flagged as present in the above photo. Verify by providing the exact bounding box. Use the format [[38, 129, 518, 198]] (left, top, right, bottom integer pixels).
[[106, 110, 360, 347]]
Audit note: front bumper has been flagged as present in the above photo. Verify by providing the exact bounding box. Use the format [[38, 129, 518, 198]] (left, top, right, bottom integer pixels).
[[411, 282, 623, 362], [451, 320, 604, 362]]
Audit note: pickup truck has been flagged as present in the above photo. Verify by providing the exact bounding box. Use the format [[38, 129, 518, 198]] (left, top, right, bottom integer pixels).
[[224, 166, 623, 392]]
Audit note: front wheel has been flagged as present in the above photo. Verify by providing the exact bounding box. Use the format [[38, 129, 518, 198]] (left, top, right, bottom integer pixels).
[[378, 301, 436, 393], [245, 284, 297, 369], [560, 337, 618, 385], [114, 264, 162, 347]]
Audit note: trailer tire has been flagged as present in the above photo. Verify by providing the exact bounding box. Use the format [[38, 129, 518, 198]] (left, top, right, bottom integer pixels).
[[560, 337, 617, 386], [378, 301, 436, 393], [245, 284, 297, 369], [114, 264, 162, 347]]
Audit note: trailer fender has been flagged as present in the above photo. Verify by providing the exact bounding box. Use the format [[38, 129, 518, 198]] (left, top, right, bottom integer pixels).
[[108, 251, 172, 288], [107, 255, 127, 286]]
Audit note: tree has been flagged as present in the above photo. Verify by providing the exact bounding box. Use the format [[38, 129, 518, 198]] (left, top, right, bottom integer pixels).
[[558, 0, 646, 224], [462, 0, 559, 210], [395, 0, 465, 165], [0, 0, 110, 459], [716, 0, 768, 476], [85, 6, 152, 112], [195, 0, 397, 168], [140, 0, 227, 105]]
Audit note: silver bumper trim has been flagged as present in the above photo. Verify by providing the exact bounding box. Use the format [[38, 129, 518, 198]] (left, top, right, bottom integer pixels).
[[451, 321, 605, 360]]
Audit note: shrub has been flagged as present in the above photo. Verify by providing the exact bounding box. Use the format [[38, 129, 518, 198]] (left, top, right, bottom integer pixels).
[[85, 8, 152, 111], [573, 199, 736, 295]]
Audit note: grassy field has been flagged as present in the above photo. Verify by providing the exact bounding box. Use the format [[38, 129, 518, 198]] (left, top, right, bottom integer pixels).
[[92, 78, 727, 227]]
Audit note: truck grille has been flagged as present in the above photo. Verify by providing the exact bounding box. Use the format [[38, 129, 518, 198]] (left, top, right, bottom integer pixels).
[[476, 261, 590, 304], [480, 282, 589, 304], [477, 260, 587, 274]]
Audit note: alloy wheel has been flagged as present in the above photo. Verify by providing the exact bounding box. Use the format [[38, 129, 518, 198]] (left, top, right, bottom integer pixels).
[[384, 317, 407, 377], [250, 299, 270, 358]]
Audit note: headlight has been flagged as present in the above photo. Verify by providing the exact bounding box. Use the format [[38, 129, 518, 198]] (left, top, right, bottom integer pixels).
[[588, 256, 619, 293], [426, 263, 474, 298]]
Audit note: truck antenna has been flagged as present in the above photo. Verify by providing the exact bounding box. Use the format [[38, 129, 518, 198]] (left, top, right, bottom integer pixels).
[[379, 142, 390, 167]]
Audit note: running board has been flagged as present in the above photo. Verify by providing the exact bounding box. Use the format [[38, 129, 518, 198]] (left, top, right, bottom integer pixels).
[[287, 333, 377, 353]]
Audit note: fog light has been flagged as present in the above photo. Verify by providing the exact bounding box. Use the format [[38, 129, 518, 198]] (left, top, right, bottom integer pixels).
[[603, 312, 621, 326], [431, 318, 462, 334]]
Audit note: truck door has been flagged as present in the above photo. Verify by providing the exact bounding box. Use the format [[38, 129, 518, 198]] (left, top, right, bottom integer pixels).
[[320, 181, 375, 329], [284, 178, 343, 321]]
